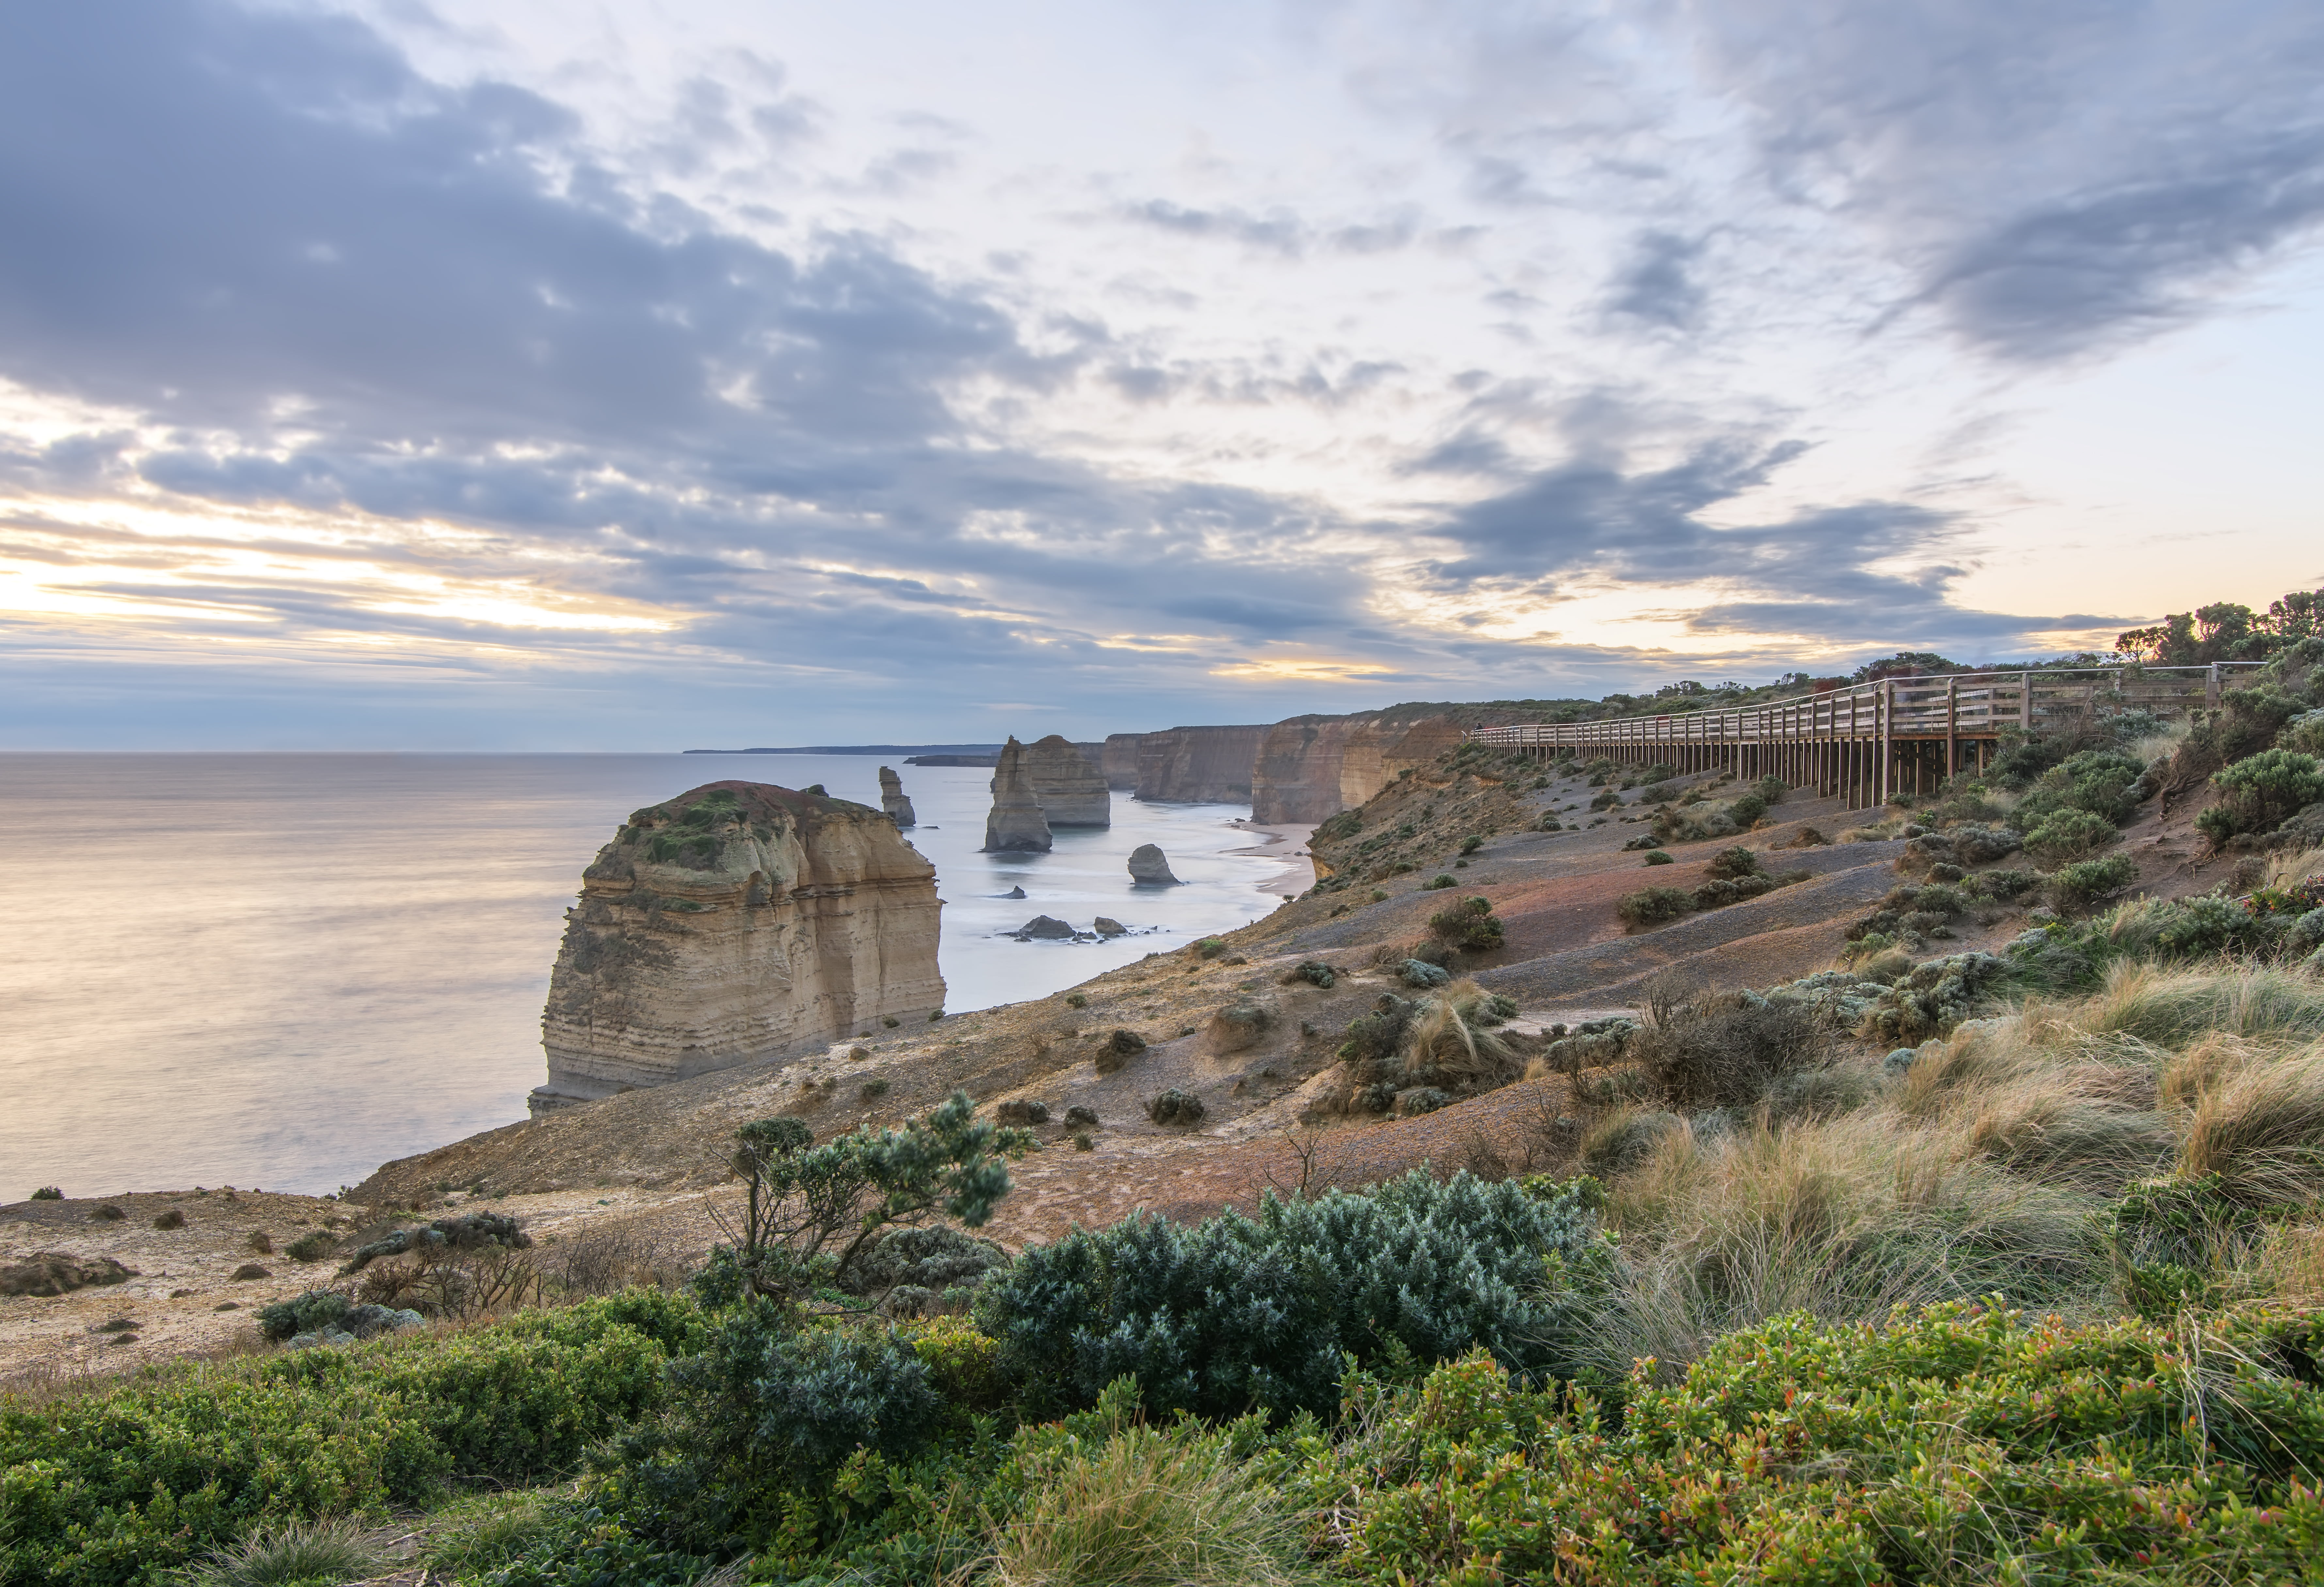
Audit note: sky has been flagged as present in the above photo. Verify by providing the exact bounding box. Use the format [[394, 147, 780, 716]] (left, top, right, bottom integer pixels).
[[2, 1, 2321, 749]]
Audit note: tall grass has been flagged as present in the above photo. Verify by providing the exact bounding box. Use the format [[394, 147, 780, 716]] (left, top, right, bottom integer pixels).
[[1571, 960, 2324, 1380], [990, 1420, 1315, 1587]]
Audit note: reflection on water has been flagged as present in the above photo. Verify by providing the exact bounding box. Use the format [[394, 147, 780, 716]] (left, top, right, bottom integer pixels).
[[0, 753, 1304, 1197]]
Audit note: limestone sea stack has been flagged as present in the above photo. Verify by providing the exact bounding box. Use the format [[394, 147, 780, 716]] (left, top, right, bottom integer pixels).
[[983, 737, 1054, 852], [532, 782, 944, 1115], [1100, 733, 1144, 790], [1021, 734, 1110, 826], [1129, 843, 1181, 884], [878, 765, 917, 828]]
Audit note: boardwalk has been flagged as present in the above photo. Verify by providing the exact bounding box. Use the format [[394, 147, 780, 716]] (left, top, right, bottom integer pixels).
[[1466, 662, 2262, 810]]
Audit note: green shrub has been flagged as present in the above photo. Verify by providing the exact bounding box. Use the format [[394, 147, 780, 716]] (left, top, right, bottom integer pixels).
[[2052, 853, 2140, 911], [2016, 748, 2147, 827], [976, 1172, 1611, 1420], [1423, 873, 1456, 890], [283, 1230, 336, 1263], [1728, 792, 1768, 826], [1285, 960, 1336, 989], [2151, 892, 2268, 956], [1641, 849, 1671, 865], [1063, 992, 1087, 1009], [2198, 748, 2324, 843], [28, 1185, 61, 1200], [0, 1296, 689, 1584], [2024, 807, 2118, 868], [1294, 1305, 2324, 1587], [1970, 867, 2040, 901], [1703, 845, 1761, 880], [1458, 834, 1484, 854], [1617, 887, 1694, 928], [254, 1290, 350, 1341], [1427, 896, 1504, 951]]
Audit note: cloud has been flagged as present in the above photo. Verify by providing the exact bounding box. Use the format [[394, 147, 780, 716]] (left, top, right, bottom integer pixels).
[[1679, 0, 2324, 359], [1601, 230, 1708, 331]]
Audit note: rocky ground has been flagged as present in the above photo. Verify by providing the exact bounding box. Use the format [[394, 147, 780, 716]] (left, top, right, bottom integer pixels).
[[1, 751, 2259, 1380]]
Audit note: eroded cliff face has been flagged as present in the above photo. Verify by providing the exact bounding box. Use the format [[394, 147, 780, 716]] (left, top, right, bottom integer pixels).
[[1101, 733, 1144, 789], [1250, 711, 1466, 821], [1134, 725, 1266, 803], [1021, 734, 1109, 826], [534, 782, 943, 1113]]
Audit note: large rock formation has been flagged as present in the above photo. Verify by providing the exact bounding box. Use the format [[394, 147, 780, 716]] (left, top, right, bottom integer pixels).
[[1021, 734, 1110, 826], [1128, 843, 1181, 884], [1135, 725, 1266, 803], [533, 782, 944, 1114], [983, 738, 1054, 852], [878, 766, 917, 827], [1252, 710, 1466, 822], [1101, 733, 1144, 789]]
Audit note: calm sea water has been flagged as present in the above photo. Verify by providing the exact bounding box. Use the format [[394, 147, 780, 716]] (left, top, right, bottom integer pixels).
[[0, 754, 1303, 1198]]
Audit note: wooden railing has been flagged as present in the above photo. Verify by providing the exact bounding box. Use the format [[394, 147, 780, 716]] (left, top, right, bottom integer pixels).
[[1465, 662, 2262, 810]]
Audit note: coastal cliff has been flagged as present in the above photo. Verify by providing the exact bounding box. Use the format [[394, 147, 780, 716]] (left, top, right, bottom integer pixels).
[[1134, 724, 1266, 803], [1021, 734, 1110, 826], [1251, 710, 1467, 822], [533, 781, 943, 1114], [1100, 733, 1143, 789]]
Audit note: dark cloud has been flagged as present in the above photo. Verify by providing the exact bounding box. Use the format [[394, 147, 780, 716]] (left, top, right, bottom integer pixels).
[[1602, 230, 1707, 331], [1683, 0, 2324, 359]]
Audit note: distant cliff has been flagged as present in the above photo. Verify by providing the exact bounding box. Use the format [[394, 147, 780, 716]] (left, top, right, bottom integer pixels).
[[1251, 710, 1466, 823], [1134, 725, 1267, 803], [534, 782, 944, 1114]]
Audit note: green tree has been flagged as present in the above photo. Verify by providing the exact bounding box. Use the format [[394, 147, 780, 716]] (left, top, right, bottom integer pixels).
[[705, 1093, 1035, 1305]]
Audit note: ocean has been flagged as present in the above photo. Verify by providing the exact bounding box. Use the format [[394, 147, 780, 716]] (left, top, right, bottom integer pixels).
[[0, 753, 1307, 1198]]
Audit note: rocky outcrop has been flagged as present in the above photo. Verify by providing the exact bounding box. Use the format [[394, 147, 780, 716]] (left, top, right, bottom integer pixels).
[[1129, 843, 1181, 884], [1101, 734, 1144, 789], [533, 781, 945, 1114], [1135, 725, 1266, 804], [983, 738, 1054, 853], [1021, 735, 1110, 826], [878, 766, 917, 828], [1251, 710, 1466, 822]]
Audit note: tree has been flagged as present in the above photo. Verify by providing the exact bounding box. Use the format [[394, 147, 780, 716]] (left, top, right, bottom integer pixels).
[[703, 1092, 1036, 1306]]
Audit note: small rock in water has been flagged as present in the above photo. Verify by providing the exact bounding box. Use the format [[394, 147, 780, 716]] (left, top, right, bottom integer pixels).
[[1128, 844, 1180, 885], [1002, 885, 1027, 899], [1016, 915, 1076, 940], [1093, 916, 1127, 935]]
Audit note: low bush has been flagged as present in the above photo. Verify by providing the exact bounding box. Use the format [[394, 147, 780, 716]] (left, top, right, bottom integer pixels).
[[2198, 747, 2324, 844], [1641, 849, 1671, 864], [2023, 807, 2119, 868], [28, 1186, 61, 1201], [1617, 886, 1694, 928], [1422, 873, 1456, 890], [1294, 1306, 2324, 1586], [975, 1171, 1611, 1420], [2052, 852, 2139, 910], [1148, 1088, 1206, 1126], [1284, 960, 1336, 988], [1426, 895, 1504, 951], [1703, 845, 1761, 880], [0, 1293, 695, 1584], [1629, 991, 1830, 1110]]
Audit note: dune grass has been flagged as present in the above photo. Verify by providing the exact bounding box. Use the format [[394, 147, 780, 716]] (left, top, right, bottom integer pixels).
[[1573, 958, 2324, 1381], [991, 1419, 1315, 1587]]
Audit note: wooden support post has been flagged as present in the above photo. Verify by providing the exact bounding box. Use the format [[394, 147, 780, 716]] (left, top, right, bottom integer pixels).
[[1946, 677, 1958, 782], [1879, 683, 1893, 804]]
